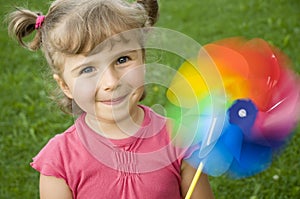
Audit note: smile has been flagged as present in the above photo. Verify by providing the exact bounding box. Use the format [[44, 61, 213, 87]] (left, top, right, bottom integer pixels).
[[99, 95, 128, 105]]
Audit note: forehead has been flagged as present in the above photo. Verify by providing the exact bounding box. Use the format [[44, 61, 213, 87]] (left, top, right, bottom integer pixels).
[[88, 32, 143, 56]]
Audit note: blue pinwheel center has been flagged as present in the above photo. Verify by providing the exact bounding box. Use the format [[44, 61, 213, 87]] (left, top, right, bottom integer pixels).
[[228, 99, 258, 135]]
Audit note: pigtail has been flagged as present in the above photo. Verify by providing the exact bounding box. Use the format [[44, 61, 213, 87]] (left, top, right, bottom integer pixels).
[[7, 8, 43, 51], [137, 0, 159, 26]]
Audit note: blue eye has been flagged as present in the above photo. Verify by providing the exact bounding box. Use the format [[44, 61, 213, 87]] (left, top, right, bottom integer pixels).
[[116, 56, 130, 65], [79, 66, 95, 74]]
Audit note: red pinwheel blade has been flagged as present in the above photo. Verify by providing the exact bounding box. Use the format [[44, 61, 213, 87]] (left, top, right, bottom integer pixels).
[[240, 38, 281, 111]]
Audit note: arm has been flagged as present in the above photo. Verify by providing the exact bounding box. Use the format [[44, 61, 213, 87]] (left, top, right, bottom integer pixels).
[[181, 160, 214, 199], [39, 174, 73, 199]]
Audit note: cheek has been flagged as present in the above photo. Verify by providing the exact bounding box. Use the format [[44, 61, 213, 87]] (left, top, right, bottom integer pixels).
[[71, 77, 98, 110], [122, 66, 145, 89]]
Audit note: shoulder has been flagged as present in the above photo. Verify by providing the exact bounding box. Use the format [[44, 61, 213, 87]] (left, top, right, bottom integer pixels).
[[144, 105, 178, 141], [30, 124, 81, 178], [41, 125, 78, 152], [140, 105, 170, 127], [140, 105, 172, 137]]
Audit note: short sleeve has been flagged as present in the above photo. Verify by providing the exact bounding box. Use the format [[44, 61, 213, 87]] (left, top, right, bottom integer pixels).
[[30, 135, 67, 180]]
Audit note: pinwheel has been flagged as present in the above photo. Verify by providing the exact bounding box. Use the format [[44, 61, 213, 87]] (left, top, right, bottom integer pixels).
[[166, 38, 300, 198]]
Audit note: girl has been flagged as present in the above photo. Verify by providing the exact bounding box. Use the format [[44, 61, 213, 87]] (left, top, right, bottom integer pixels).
[[8, 0, 214, 198]]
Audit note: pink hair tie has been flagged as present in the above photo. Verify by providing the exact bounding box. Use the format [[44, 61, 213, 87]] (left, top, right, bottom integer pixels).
[[35, 15, 45, 29]]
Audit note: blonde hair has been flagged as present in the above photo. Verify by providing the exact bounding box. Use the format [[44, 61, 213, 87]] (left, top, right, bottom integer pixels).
[[8, 0, 159, 114]]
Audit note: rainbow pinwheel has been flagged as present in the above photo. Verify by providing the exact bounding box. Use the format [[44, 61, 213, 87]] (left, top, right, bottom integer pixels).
[[166, 38, 300, 182]]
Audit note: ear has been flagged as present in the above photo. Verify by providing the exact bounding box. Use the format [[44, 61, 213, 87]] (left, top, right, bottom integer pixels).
[[53, 74, 73, 99]]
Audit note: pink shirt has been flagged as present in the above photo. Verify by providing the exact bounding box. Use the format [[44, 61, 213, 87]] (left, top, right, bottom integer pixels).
[[31, 106, 185, 198]]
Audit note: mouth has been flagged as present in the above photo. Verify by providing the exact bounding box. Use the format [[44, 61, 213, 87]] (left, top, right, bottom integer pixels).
[[99, 95, 128, 105]]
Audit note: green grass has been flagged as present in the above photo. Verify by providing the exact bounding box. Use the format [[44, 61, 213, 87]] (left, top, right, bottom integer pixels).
[[1, 0, 300, 198]]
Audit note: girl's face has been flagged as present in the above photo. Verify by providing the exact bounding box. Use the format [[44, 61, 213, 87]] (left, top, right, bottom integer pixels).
[[58, 34, 145, 127]]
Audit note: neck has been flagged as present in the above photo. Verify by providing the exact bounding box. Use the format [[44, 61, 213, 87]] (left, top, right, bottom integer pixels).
[[85, 106, 144, 139]]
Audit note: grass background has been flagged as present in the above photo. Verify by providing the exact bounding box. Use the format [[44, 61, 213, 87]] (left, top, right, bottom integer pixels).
[[0, 0, 299, 198]]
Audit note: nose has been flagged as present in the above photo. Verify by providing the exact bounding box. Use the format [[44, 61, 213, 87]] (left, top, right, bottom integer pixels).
[[100, 67, 120, 91]]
